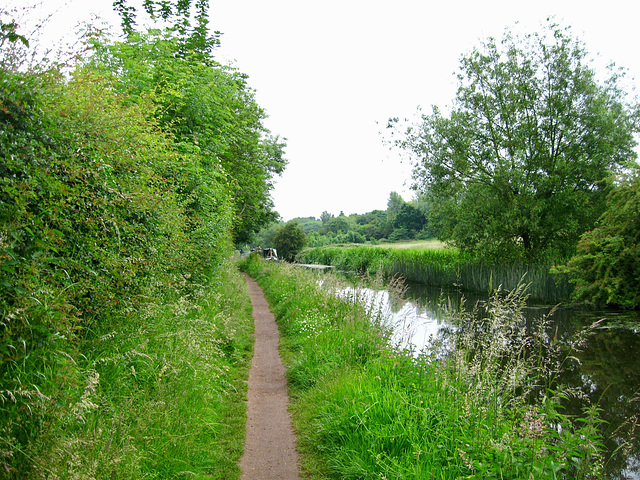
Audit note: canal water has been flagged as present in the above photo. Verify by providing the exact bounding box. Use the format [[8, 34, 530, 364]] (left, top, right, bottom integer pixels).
[[338, 280, 640, 480]]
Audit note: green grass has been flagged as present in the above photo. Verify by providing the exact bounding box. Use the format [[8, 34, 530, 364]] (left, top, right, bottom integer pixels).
[[241, 255, 604, 480], [299, 245, 573, 302], [372, 239, 448, 250], [3, 261, 253, 479]]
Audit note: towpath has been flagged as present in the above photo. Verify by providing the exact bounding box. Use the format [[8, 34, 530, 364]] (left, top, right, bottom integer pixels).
[[239, 273, 301, 480]]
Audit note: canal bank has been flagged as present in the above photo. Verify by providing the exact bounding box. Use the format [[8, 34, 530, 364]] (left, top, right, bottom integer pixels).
[[340, 278, 640, 480]]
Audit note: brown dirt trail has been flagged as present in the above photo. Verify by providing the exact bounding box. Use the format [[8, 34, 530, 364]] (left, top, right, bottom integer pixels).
[[239, 273, 301, 480]]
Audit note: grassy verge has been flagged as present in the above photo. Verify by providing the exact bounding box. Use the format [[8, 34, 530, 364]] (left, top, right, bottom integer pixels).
[[299, 245, 572, 302], [241, 255, 604, 479], [3, 261, 253, 479], [371, 239, 447, 250]]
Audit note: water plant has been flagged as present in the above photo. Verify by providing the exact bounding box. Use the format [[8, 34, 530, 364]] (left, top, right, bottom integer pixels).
[[299, 245, 573, 302]]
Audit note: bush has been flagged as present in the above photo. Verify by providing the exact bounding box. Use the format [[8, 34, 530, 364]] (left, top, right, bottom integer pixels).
[[274, 220, 308, 261], [0, 65, 238, 477], [559, 176, 640, 308]]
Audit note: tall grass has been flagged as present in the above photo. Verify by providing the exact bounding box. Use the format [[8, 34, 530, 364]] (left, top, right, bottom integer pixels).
[[1, 261, 253, 479], [241, 256, 604, 479], [299, 246, 572, 302]]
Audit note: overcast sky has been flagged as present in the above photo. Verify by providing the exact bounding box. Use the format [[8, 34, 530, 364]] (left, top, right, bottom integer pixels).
[[12, 0, 640, 220]]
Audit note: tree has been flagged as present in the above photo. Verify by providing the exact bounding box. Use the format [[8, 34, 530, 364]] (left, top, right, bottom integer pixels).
[[384, 191, 406, 238], [558, 176, 640, 308], [389, 22, 638, 262], [274, 221, 308, 262], [291, 216, 322, 233], [386, 191, 405, 217], [251, 220, 282, 249], [414, 193, 440, 238], [113, 0, 220, 61], [321, 216, 353, 235], [393, 203, 427, 238], [356, 209, 388, 240], [320, 210, 334, 224], [87, 15, 286, 244]]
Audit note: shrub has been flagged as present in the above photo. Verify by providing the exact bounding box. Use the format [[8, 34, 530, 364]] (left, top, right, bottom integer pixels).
[[0, 65, 237, 477], [558, 176, 640, 308]]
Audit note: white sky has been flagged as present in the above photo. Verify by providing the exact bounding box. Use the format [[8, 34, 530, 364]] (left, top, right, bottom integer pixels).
[[10, 0, 640, 220]]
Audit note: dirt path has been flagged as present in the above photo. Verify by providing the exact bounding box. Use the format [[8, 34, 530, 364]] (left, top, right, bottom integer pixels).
[[239, 273, 301, 480]]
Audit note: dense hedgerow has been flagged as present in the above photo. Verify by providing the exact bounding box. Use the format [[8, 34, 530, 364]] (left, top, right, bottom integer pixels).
[[555, 176, 640, 309], [0, 63, 244, 477], [241, 256, 604, 479], [0, 24, 262, 476]]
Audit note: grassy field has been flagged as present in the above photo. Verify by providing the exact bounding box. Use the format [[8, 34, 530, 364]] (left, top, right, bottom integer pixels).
[[371, 239, 448, 250], [240, 256, 604, 479]]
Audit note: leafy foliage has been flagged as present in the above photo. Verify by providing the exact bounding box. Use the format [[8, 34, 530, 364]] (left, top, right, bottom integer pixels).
[[0, 58, 237, 473], [114, 0, 220, 61], [390, 22, 638, 262], [559, 175, 640, 308], [241, 259, 605, 479], [0, 2, 283, 475], [0, 20, 28, 48], [251, 192, 433, 250], [274, 220, 308, 261], [321, 215, 353, 235], [86, 21, 286, 244], [391, 202, 426, 240]]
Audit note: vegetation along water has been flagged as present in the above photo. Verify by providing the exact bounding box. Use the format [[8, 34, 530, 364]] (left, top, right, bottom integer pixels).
[[298, 242, 640, 479], [4, 3, 639, 478], [241, 254, 623, 479], [361, 278, 640, 479], [298, 244, 573, 302]]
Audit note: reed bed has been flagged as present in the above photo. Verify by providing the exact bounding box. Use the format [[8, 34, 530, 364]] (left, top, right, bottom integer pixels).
[[299, 246, 572, 302]]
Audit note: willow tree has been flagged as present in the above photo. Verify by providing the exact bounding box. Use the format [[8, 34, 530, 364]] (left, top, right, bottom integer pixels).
[[390, 23, 638, 262]]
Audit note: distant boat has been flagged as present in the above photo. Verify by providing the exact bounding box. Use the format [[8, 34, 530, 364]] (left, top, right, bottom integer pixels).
[[262, 247, 278, 261]]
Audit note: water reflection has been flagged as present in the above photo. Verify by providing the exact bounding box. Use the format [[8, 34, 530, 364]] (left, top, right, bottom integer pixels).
[[343, 280, 640, 480]]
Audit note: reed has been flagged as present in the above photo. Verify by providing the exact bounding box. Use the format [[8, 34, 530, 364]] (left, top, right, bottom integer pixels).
[[299, 246, 572, 302]]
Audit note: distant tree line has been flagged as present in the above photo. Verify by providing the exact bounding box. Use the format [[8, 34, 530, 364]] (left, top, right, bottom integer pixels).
[[249, 191, 436, 252]]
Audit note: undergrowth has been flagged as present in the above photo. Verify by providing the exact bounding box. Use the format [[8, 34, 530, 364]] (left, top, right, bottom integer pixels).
[[241, 255, 605, 479], [1, 261, 253, 479], [1, 34, 256, 478]]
